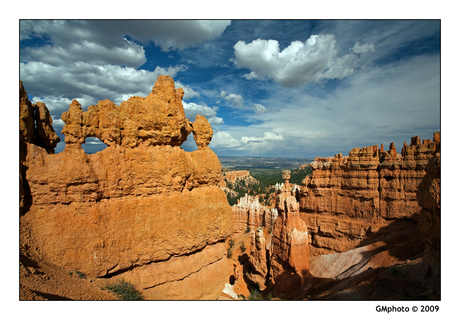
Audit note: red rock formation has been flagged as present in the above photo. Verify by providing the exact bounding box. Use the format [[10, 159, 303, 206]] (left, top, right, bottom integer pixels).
[[232, 194, 278, 236], [268, 170, 310, 298], [223, 170, 251, 183], [19, 76, 233, 300], [300, 133, 440, 256], [417, 143, 440, 292], [20, 81, 61, 214], [231, 171, 310, 298]]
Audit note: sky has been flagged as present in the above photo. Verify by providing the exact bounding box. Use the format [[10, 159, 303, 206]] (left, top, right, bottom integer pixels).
[[19, 19, 441, 158]]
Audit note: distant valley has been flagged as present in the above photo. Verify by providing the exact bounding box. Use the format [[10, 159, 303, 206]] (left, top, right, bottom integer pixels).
[[219, 156, 314, 170]]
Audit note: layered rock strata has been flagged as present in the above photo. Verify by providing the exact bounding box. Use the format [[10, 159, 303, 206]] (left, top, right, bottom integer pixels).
[[232, 171, 310, 298], [232, 194, 278, 236], [300, 133, 440, 255], [19, 76, 233, 300], [416, 143, 440, 292], [222, 170, 252, 183], [268, 171, 310, 298]]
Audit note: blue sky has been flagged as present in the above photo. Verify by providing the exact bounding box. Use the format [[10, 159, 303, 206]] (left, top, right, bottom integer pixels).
[[19, 19, 440, 158]]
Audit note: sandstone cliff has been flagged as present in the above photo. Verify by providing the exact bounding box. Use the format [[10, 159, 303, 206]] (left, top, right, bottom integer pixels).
[[300, 133, 440, 256], [19, 76, 233, 300]]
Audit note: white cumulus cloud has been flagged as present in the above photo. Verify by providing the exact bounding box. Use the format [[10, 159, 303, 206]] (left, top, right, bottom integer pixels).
[[233, 35, 374, 87], [220, 90, 243, 107], [210, 131, 242, 148]]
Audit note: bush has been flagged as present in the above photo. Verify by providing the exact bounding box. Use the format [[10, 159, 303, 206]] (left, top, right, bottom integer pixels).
[[104, 279, 143, 300], [227, 248, 233, 259], [240, 243, 246, 253], [247, 289, 263, 300], [75, 271, 86, 279]]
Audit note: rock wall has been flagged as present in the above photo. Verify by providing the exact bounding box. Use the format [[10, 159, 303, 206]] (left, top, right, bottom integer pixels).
[[232, 194, 278, 236], [300, 133, 440, 256], [19, 76, 233, 300], [417, 144, 441, 292], [223, 170, 251, 183]]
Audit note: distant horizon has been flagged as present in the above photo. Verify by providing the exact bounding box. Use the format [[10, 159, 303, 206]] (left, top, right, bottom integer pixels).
[[76, 127, 439, 160]]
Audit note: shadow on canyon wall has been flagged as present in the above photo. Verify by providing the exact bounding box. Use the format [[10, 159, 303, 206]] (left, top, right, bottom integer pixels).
[[244, 213, 439, 301], [300, 213, 439, 300]]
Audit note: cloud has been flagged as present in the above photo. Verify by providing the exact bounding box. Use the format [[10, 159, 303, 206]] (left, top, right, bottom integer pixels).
[[21, 62, 187, 113], [132, 20, 231, 51], [220, 90, 243, 107], [21, 37, 147, 68], [183, 102, 223, 126], [211, 131, 242, 148], [254, 104, 266, 115], [210, 130, 284, 152], [241, 132, 283, 144], [351, 42, 375, 54], [233, 35, 374, 87], [20, 20, 231, 53]]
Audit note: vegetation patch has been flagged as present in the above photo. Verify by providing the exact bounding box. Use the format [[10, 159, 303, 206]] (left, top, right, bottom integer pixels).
[[224, 165, 312, 206], [103, 279, 143, 300]]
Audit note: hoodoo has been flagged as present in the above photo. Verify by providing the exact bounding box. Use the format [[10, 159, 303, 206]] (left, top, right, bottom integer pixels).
[[19, 76, 233, 300]]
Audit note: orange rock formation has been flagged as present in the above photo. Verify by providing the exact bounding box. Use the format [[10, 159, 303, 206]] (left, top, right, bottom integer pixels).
[[417, 144, 440, 292], [300, 133, 440, 256], [231, 170, 310, 298], [223, 170, 251, 183], [19, 76, 233, 300]]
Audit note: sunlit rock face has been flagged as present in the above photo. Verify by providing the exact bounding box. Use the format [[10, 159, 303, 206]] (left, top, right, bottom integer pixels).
[[231, 171, 310, 299], [299, 133, 440, 256], [19, 76, 233, 300]]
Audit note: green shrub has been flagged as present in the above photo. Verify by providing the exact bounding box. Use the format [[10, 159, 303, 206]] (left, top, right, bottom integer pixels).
[[75, 271, 86, 279], [245, 227, 251, 234], [227, 248, 233, 258], [240, 243, 246, 253], [104, 279, 143, 300], [247, 289, 263, 300]]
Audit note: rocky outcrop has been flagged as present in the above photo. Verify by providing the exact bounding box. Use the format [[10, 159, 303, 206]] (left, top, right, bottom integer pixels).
[[300, 133, 440, 256], [232, 194, 278, 236], [19, 76, 233, 300], [20, 81, 61, 214], [268, 171, 310, 298], [417, 144, 440, 292], [222, 170, 251, 183], [231, 170, 310, 298]]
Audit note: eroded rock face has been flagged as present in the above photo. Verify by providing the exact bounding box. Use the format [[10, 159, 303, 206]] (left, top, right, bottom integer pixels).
[[417, 147, 440, 291], [232, 176, 310, 298], [232, 194, 278, 236], [269, 179, 310, 298], [20, 80, 60, 214], [300, 133, 440, 256], [19, 76, 233, 300]]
